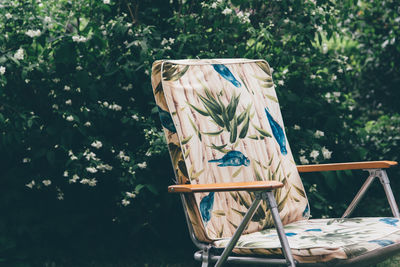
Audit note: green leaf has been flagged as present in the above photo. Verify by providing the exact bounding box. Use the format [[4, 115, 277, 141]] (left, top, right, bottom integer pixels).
[[202, 129, 223, 136], [248, 134, 259, 140], [181, 135, 193, 145], [265, 94, 278, 102], [188, 103, 209, 116], [229, 116, 238, 143], [253, 124, 272, 138], [239, 113, 250, 139], [232, 166, 243, 177]]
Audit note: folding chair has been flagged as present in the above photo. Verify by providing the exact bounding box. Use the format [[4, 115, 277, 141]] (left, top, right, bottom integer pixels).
[[150, 59, 400, 266]]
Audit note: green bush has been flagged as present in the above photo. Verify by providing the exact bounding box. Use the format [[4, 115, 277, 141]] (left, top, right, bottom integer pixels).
[[0, 0, 398, 264]]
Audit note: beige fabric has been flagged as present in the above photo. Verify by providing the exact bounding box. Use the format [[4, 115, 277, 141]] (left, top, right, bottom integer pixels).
[[151, 59, 309, 241], [214, 217, 400, 263]]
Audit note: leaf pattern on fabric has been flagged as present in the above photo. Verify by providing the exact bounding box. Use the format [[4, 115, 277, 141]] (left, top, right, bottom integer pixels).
[[152, 59, 309, 241]]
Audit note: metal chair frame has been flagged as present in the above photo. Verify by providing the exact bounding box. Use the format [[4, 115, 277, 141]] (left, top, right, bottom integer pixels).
[[180, 169, 399, 267]]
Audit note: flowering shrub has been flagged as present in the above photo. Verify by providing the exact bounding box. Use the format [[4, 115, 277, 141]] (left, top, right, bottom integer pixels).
[[0, 0, 398, 264]]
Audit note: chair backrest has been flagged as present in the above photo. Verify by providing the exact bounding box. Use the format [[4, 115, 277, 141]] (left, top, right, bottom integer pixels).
[[151, 59, 309, 242]]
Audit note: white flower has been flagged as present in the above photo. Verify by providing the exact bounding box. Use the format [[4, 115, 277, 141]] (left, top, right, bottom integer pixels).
[[42, 179, 52, 186], [69, 174, 80, 183], [309, 150, 320, 160], [110, 103, 122, 111], [66, 115, 74, 121], [84, 121, 91, 127], [91, 140, 103, 149], [138, 162, 147, 169], [161, 38, 168, 46], [63, 171, 69, 177], [103, 0, 110, 4], [88, 178, 97, 187], [44, 16, 51, 23], [168, 38, 175, 44], [25, 29, 41, 38], [333, 91, 341, 98], [64, 85, 71, 91], [294, 125, 301, 130], [310, 74, 316, 79], [299, 156, 309, 165], [72, 35, 88, 43], [126, 192, 136, 198], [14, 48, 24, 60], [210, 2, 217, 8], [122, 84, 133, 91], [0, 66, 6, 75], [222, 8, 232, 15], [314, 130, 324, 138], [5, 13, 12, 19], [22, 157, 31, 163], [97, 164, 113, 172], [132, 114, 139, 121], [117, 151, 130, 162], [321, 147, 332, 159], [122, 199, 130, 206], [331, 75, 337, 81], [57, 192, 64, 200], [322, 43, 328, 54], [86, 167, 98, 173], [26, 180, 35, 189], [299, 149, 305, 155], [84, 151, 98, 161], [278, 80, 284, 86], [65, 99, 72, 105], [80, 178, 90, 185], [283, 18, 289, 24]]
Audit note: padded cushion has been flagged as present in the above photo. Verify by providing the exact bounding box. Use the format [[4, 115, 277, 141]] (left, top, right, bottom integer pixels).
[[151, 59, 309, 241], [214, 217, 400, 263]]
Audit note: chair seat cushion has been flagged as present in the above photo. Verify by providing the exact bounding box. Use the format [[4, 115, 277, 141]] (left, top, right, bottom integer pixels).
[[213, 217, 400, 263]]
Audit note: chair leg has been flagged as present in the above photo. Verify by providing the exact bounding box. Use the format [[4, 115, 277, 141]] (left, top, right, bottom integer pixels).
[[201, 246, 211, 267], [264, 191, 296, 267], [214, 193, 263, 267], [377, 169, 400, 218]]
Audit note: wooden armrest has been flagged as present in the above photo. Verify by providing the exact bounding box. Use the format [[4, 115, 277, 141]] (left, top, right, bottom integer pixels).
[[297, 161, 398, 173], [168, 181, 284, 193]]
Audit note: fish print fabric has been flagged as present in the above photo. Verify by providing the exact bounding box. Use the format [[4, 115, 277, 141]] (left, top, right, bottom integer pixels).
[[214, 217, 400, 263], [151, 59, 309, 241]]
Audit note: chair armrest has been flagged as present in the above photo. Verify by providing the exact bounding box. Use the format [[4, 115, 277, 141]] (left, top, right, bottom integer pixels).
[[168, 181, 284, 193], [297, 161, 398, 173]]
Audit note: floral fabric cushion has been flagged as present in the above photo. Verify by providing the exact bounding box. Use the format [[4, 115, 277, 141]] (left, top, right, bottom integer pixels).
[[214, 217, 400, 263], [151, 59, 309, 241]]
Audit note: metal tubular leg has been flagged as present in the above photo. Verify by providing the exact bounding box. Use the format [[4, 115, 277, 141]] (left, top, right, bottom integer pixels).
[[264, 191, 296, 267], [378, 170, 400, 218], [201, 245, 211, 267], [214, 193, 263, 267], [342, 174, 376, 218]]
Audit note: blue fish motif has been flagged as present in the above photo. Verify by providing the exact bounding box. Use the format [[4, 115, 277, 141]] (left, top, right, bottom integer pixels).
[[285, 232, 297, 237], [200, 192, 215, 225], [264, 108, 287, 155], [209, 150, 250, 167], [379, 218, 399, 226], [305, 228, 322, 232], [212, 64, 242, 88], [157, 106, 176, 133], [302, 204, 310, 218], [368, 240, 394, 247]]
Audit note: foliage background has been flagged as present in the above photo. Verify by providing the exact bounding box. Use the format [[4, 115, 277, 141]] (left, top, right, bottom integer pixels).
[[0, 0, 399, 265]]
